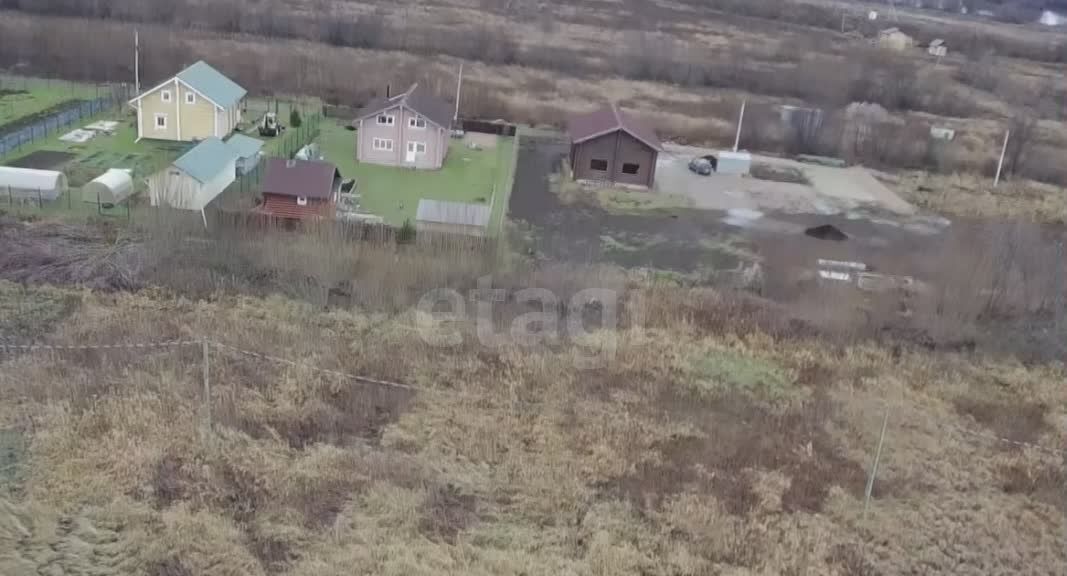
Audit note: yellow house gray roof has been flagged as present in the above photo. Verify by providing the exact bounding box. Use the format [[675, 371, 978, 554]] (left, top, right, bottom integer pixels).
[[176, 61, 247, 107]]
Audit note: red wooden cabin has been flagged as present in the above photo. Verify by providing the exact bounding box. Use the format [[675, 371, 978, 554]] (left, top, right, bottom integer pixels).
[[256, 158, 342, 220]]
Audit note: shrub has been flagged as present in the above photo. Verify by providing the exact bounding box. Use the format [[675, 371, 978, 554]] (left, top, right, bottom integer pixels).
[[289, 108, 302, 128], [396, 219, 416, 244]]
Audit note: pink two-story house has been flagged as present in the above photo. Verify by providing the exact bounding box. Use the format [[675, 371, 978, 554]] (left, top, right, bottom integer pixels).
[[353, 83, 454, 170]]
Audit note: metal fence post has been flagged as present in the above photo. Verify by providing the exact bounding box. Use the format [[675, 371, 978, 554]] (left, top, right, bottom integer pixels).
[[37, 188, 42, 209], [863, 408, 890, 520], [202, 339, 212, 433]]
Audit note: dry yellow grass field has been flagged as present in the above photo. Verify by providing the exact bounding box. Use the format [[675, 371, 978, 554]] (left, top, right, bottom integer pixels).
[[0, 280, 1062, 574]]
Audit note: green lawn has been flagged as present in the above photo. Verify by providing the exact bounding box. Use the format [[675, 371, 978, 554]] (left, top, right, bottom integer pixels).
[[0, 76, 103, 129], [0, 111, 186, 220], [317, 119, 516, 232]]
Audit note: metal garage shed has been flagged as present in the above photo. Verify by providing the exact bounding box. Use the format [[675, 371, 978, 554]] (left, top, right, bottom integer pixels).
[[416, 199, 491, 237], [715, 151, 752, 175], [0, 167, 68, 201], [82, 169, 134, 206]]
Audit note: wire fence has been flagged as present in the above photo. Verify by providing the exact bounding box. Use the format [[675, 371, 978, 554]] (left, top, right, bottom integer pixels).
[[1, 184, 135, 221], [0, 81, 129, 159], [0, 332, 1063, 568]]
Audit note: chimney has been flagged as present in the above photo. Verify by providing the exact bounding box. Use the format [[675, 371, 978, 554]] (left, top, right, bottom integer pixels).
[[386, 84, 391, 98]]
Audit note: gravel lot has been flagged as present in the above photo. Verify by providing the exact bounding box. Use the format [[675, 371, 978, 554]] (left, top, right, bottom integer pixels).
[[657, 144, 916, 216]]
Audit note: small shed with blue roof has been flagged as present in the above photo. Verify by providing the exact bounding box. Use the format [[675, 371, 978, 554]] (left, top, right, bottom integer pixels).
[[226, 133, 265, 175], [129, 60, 247, 143], [147, 137, 239, 217]]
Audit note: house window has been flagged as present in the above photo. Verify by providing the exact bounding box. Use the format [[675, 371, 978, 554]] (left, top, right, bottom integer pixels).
[[372, 138, 393, 151], [590, 159, 608, 172], [376, 114, 395, 126], [296, 196, 308, 206], [161, 90, 172, 103], [154, 113, 168, 130], [407, 141, 427, 154], [185, 91, 196, 105], [622, 163, 640, 175], [409, 116, 426, 129]]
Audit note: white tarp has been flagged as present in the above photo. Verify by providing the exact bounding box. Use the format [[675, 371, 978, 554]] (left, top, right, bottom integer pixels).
[[59, 129, 96, 143], [0, 166, 68, 200], [85, 120, 120, 133], [83, 169, 134, 205]]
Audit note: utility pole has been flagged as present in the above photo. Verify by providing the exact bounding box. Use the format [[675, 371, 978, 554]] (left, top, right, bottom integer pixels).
[[733, 99, 746, 153], [454, 62, 463, 124], [134, 29, 140, 95], [994, 129, 1010, 187]]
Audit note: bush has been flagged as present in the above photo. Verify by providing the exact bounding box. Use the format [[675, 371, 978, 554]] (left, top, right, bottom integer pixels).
[[396, 219, 416, 244], [289, 108, 302, 128]]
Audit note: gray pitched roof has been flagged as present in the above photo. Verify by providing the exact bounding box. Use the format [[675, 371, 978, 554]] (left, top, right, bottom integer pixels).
[[225, 133, 264, 159], [354, 83, 454, 130], [176, 61, 247, 107], [416, 199, 491, 228], [568, 104, 662, 151], [173, 137, 239, 183]]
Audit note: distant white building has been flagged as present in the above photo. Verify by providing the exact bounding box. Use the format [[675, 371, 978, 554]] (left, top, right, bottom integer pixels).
[[930, 126, 956, 141], [878, 28, 915, 51], [1040, 10, 1066, 26], [928, 39, 947, 57]]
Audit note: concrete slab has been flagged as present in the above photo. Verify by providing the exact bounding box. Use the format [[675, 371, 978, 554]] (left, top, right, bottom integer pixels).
[[657, 144, 916, 216]]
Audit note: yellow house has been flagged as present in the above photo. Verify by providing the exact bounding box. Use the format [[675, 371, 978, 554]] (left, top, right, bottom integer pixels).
[[129, 61, 246, 143]]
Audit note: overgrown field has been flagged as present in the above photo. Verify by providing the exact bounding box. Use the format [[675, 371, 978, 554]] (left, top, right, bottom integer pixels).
[[0, 76, 101, 130], [1, 0, 1066, 220], [0, 276, 1063, 574]]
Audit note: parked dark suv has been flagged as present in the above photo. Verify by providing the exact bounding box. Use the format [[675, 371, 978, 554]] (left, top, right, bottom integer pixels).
[[688, 157, 713, 175]]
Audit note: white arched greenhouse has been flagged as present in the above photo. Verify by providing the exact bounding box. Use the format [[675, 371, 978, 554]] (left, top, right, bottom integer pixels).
[[0, 167, 68, 201], [82, 169, 134, 206]]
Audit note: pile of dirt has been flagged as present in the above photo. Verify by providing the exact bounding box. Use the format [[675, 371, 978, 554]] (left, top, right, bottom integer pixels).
[[0, 217, 143, 291], [751, 162, 810, 185]]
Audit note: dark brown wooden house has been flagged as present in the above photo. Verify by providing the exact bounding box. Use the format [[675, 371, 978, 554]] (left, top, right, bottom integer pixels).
[[568, 104, 662, 188], [256, 158, 342, 220]]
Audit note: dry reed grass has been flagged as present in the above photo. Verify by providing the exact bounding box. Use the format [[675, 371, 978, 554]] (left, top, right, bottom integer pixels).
[[0, 276, 1063, 574]]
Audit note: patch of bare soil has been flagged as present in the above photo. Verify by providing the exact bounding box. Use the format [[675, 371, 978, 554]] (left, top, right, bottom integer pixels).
[[5, 150, 77, 170], [0, 217, 142, 291], [751, 162, 810, 185], [609, 387, 867, 516], [418, 483, 479, 543], [998, 461, 1065, 513], [953, 396, 1050, 445]]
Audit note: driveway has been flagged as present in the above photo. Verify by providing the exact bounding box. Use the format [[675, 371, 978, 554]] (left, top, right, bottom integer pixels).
[[657, 144, 916, 216]]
